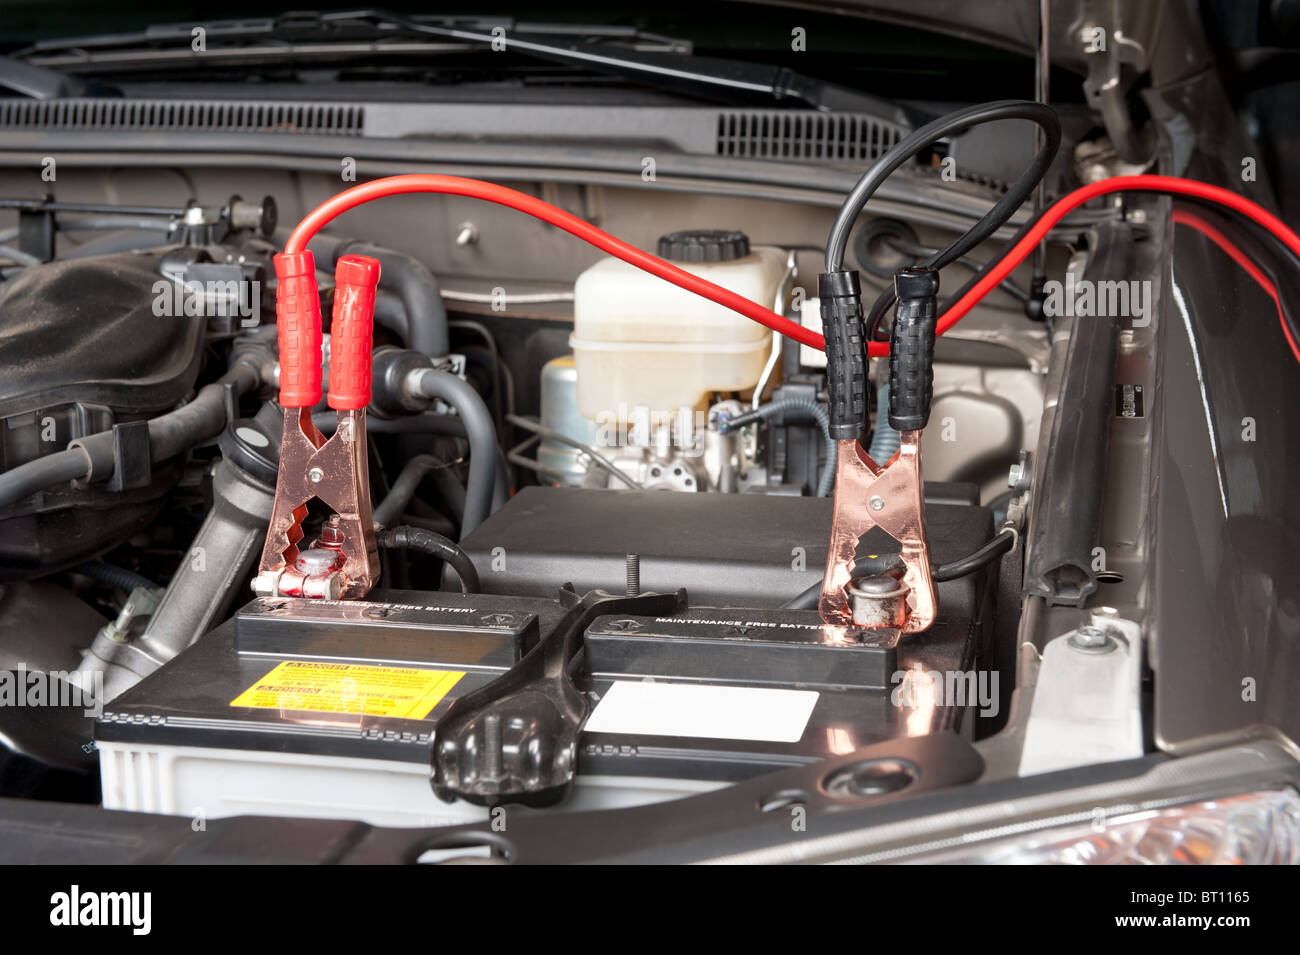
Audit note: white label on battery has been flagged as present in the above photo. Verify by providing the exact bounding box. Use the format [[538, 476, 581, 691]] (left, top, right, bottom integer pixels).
[[584, 681, 818, 743]]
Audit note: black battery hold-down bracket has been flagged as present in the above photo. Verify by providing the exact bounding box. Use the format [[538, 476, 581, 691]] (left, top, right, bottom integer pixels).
[[430, 584, 685, 808]]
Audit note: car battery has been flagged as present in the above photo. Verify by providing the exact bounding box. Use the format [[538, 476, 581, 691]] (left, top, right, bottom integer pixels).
[[97, 557, 992, 827], [459, 483, 988, 608]]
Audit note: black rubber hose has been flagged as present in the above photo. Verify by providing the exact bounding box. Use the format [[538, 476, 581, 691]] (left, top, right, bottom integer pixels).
[[313, 415, 478, 527], [301, 233, 449, 360], [931, 529, 1016, 582], [0, 362, 259, 510], [842, 531, 1016, 584], [408, 369, 497, 537], [315, 411, 467, 437], [79, 560, 160, 593], [825, 101, 1061, 273], [377, 525, 480, 593], [389, 510, 457, 537], [788, 529, 1015, 611], [373, 454, 446, 528], [0, 451, 88, 509], [780, 579, 821, 610], [429, 467, 467, 523], [372, 289, 410, 342], [492, 445, 509, 510], [149, 364, 260, 462]]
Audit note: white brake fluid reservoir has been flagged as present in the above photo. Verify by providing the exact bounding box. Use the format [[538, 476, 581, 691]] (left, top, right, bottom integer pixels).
[[570, 230, 785, 419]]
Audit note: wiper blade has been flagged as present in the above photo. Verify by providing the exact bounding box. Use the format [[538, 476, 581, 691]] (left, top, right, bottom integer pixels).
[[20, 13, 691, 57]]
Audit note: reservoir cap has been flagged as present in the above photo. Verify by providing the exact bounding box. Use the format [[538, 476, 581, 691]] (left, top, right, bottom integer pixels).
[[657, 229, 750, 263]]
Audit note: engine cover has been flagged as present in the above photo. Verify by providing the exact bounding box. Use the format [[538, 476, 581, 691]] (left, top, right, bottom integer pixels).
[[0, 251, 206, 422], [0, 251, 207, 576]]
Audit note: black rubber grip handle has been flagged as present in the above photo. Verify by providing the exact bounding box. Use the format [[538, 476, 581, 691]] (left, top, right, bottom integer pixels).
[[817, 269, 868, 441], [888, 266, 940, 431]]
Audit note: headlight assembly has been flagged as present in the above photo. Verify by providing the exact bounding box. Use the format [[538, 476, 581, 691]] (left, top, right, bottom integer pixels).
[[902, 788, 1300, 865]]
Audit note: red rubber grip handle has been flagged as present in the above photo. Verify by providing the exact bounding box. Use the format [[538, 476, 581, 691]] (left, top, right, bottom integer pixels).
[[327, 254, 381, 411], [273, 251, 323, 408]]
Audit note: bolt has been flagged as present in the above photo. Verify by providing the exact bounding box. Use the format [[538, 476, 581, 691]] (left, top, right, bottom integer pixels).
[[319, 515, 344, 548], [1069, 625, 1116, 654], [1008, 462, 1023, 488], [251, 572, 279, 596], [626, 553, 641, 596], [869, 496, 885, 511]]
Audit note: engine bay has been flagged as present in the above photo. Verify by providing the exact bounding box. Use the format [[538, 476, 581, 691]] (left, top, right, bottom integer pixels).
[[2, 3, 1300, 873], [0, 165, 1044, 821]]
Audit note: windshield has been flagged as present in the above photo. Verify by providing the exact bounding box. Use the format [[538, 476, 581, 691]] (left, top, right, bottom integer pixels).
[[0, 2, 1080, 105]]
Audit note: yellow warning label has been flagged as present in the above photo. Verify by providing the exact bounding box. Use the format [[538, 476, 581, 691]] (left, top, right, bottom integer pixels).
[[230, 661, 464, 719]]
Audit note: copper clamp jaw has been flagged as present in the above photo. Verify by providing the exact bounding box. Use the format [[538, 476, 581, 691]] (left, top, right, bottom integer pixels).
[[252, 252, 383, 601], [818, 432, 936, 633], [253, 406, 379, 599]]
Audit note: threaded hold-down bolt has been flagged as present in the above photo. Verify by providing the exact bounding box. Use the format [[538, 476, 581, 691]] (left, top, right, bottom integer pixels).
[[625, 553, 641, 596]]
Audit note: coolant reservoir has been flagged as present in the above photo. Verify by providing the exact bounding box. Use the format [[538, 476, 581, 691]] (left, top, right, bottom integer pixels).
[[571, 230, 785, 419]]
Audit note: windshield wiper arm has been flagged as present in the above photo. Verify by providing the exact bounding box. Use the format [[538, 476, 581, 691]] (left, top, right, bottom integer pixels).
[[340, 9, 906, 119]]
